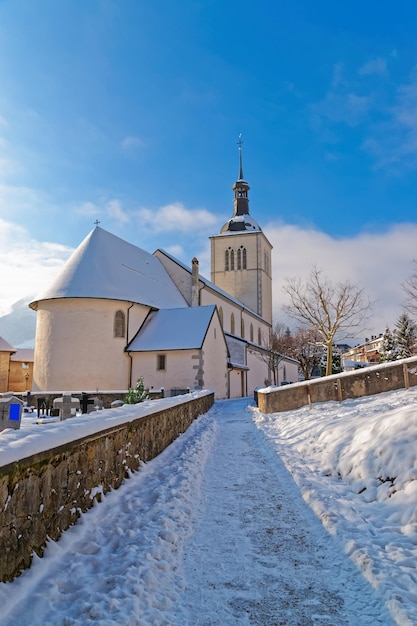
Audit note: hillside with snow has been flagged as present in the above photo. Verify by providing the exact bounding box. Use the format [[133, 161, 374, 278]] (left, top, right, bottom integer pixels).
[[0, 297, 36, 347]]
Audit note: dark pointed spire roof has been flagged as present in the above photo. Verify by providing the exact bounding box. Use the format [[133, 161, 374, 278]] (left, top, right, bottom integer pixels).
[[220, 135, 262, 233], [238, 133, 244, 180]]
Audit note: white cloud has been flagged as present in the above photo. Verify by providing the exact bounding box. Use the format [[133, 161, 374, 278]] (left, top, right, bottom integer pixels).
[[137, 202, 218, 233], [362, 71, 417, 170], [311, 92, 371, 128], [266, 221, 417, 337], [75, 201, 99, 217], [107, 199, 129, 225], [0, 219, 72, 314], [75, 198, 130, 225], [164, 244, 184, 258], [121, 136, 145, 151], [0, 183, 50, 218], [359, 57, 387, 76]]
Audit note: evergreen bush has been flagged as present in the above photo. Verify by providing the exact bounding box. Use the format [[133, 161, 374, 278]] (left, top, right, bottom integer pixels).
[[124, 377, 148, 404]]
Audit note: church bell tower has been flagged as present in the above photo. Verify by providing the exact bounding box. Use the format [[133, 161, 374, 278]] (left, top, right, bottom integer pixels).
[[210, 138, 273, 324]]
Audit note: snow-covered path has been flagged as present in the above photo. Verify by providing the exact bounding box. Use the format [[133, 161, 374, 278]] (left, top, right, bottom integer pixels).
[[0, 398, 394, 625], [179, 399, 392, 625]]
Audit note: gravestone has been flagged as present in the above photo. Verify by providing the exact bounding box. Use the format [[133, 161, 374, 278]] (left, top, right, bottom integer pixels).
[[88, 397, 103, 413], [0, 393, 23, 431], [53, 393, 81, 421], [37, 397, 50, 416]]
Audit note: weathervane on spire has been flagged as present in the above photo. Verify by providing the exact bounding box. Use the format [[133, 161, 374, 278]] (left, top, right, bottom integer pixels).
[[237, 133, 244, 180], [94, 219, 100, 227]]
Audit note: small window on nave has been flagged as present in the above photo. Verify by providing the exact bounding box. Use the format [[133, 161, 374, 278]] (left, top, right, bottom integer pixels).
[[231, 312, 235, 334], [218, 306, 224, 325], [258, 327, 262, 346], [114, 310, 126, 338], [225, 249, 230, 271], [250, 323, 254, 342], [241, 318, 245, 338], [230, 249, 235, 271]]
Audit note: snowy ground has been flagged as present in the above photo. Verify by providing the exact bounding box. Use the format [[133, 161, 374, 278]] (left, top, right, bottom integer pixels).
[[1, 389, 417, 624]]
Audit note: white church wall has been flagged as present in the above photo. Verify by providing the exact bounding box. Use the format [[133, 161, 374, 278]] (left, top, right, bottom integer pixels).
[[200, 312, 228, 399], [199, 288, 270, 347], [33, 299, 148, 392], [246, 349, 270, 392], [131, 350, 199, 395], [131, 315, 228, 399], [277, 359, 299, 385]]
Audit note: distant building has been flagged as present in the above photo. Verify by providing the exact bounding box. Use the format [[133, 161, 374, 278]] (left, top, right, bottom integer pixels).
[[9, 348, 34, 392], [0, 338, 34, 393], [0, 336, 15, 393], [29, 151, 298, 398], [341, 335, 383, 370]]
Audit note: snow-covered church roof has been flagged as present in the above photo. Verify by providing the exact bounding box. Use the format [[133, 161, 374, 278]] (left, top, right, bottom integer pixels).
[[30, 227, 187, 310], [127, 306, 219, 351]]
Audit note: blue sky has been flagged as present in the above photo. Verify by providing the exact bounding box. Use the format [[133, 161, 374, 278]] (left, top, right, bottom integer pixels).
[[2, 0, 417, 337]]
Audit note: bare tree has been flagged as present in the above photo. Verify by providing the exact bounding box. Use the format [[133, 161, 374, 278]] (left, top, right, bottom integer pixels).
[[282, 266, 373, 376], [253, 326, 289, 385], [292, 328, 323, 380], [271, 322, 294, 355], [402, 260, 417, 317], [272, 324, 323, 380]]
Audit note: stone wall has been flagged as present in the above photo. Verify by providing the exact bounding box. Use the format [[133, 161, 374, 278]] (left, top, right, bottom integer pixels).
[[0, 392, 214, 582], [257, 357, 417, 414]]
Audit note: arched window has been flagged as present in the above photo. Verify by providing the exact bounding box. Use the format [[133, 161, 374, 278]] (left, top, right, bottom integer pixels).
[[114, 310, 126, 338], [230, 249, 235, 271], [225, 249, 229, 271], [241, 318, 245, 338], [258, 327, 262, 345], [250, 323, 254, 342], [231, 313, 235, 334], [218, 306, 223, 325], [238, 246, 246, 270]]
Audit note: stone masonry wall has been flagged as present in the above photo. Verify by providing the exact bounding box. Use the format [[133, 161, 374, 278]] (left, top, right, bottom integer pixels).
[[257, 357, 417, 414], [0, 392, 213, 582]]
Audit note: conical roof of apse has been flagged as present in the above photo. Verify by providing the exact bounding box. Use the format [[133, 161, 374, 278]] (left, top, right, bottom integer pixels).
[[29, 226, 187, 310]]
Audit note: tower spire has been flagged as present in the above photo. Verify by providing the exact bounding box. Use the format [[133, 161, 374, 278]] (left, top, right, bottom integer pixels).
[[232, 133, 250, 217], [238, 133, 244, 180]]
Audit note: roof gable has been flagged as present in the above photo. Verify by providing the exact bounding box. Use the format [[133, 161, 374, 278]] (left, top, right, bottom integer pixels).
[[127, 306, 218, 352], [30, 227, 187, 310], [0, 336, 15, 353], [154, 249, 269, 324]]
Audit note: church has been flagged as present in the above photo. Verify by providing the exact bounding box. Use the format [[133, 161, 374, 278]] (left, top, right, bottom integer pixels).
[[29, 152, 298, 399]]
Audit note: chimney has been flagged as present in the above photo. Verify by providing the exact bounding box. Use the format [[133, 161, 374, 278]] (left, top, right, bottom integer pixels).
[[192, 257, 199, 306]]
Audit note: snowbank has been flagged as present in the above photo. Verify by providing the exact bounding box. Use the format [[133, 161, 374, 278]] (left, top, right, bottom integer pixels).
[[253, 387, 417, 625]]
